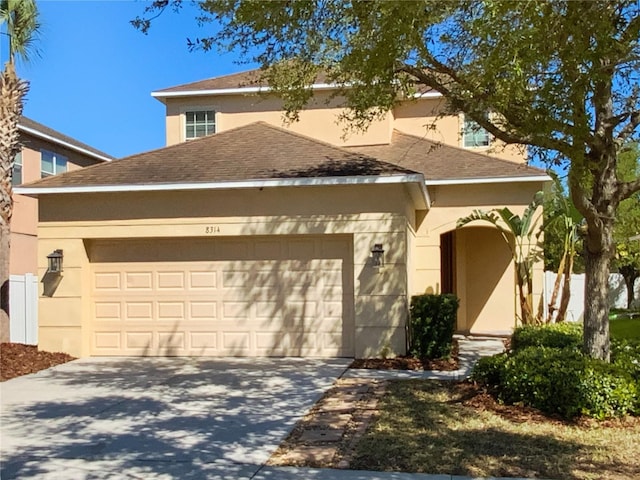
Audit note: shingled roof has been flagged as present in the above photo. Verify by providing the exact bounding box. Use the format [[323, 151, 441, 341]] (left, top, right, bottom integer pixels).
[[153, 69, 333, 95], [347, 131, 546, 182], [19, 117, 113, 162], [21, 122, 418, 189]]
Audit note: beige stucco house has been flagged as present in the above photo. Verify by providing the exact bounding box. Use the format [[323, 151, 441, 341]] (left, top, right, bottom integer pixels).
[[11, 117, 113, 277], [16, 70, 549, 358]]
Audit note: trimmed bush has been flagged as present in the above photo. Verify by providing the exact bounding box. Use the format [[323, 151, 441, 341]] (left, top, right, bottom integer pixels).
[[471, 353, 508, 387], [511, 322, 582, 352], [612, 338, 640, 382], [409, 294, 459, 359], [472, 346, 638, 419]]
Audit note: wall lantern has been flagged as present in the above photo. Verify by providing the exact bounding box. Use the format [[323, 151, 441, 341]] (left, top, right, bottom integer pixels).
[[371, 243, 385, 267], [47, 249, 63, 274]]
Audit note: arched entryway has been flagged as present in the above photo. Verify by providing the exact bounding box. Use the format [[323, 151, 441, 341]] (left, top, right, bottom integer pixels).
[[440, 227, 515, 334]]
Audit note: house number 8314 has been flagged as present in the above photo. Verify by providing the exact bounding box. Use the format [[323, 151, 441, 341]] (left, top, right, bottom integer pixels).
[[205, 226, 221, 234]]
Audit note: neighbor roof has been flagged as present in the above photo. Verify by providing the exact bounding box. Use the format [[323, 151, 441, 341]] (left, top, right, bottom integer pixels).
[[19, 117, 114, 163], [347, 131, 547, 184], [19, 122, 418, 190]]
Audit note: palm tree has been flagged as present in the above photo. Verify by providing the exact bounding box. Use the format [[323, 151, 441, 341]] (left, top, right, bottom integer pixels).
[[457, 191, 545, 326], [1, 0, 40, 342]]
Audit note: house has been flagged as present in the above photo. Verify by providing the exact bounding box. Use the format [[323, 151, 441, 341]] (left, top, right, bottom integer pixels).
[[11, 117, 113, 276], [7, 117, 113, 343], [16, 70, 549, 358]]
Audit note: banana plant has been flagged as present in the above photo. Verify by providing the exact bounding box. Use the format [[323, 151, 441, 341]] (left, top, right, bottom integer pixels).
[[544, 171, 583, 322], [457, 191, 545, 325]]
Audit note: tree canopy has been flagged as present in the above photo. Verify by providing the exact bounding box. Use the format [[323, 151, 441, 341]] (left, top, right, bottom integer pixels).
[[135, 0, 640, 359]]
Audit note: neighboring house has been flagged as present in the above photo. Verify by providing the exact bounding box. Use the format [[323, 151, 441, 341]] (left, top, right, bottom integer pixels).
[[16, 70, 549, 358], [11, 117, 113, 276]]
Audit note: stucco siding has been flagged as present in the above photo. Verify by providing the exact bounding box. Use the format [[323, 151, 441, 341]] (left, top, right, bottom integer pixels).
[[37, 184, 414, 358], [410, 182, 546, 334], [165, 91, 393, 148]]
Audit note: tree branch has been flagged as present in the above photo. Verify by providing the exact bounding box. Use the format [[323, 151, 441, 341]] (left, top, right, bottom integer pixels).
[[616, 177, 640, 203], [617, 109, 640, 143]]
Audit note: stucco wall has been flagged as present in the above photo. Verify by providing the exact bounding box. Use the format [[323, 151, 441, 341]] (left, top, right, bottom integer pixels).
[[392, 98, 527, 163], [410, 182, 546, 334], [164, 91, 394, 148], [163, 93, 527, 165], [11, 134, 105, 275], [37, 184, 413, 358]]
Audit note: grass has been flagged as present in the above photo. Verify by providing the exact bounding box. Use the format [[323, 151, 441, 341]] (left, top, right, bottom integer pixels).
[[350, 380, 640, 480], [610, 317, 640, 340]]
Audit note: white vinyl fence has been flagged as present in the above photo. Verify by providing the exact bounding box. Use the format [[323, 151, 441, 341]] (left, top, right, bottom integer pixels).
[[543, 271, 640, 322], [9, 274, 38, 345]]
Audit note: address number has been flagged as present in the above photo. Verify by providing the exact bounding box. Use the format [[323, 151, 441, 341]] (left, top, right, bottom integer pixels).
[[205, 226, 221, 234]]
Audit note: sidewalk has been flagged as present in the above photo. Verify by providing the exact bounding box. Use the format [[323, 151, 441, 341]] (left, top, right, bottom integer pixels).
[[341, 336, 506, 381], [254, 465, 545, 480]]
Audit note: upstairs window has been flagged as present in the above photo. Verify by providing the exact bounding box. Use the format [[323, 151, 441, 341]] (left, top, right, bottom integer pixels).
[[41, 150, 67, 178], [463, 116, 491, 148], [12, 151, 22, 185], [185, 110, 216, 139]]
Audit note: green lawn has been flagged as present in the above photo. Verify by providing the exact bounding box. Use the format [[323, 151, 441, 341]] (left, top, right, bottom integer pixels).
[[350, 381, 640, 480], [610, 317, 640, 340]]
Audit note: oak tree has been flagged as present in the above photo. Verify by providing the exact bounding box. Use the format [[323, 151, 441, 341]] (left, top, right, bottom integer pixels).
[[135, 0, 640, 360]]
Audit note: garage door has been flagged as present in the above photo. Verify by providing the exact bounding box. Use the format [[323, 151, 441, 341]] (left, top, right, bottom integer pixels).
[[88, 236, 354, 357]]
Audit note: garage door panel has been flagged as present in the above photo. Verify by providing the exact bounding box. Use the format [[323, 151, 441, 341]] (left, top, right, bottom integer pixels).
[[90, 236, 354, 357], [125, 272, 153, 290], [157, 271, 185, 289], [189, 271, 217, 289], [157, 302, 185, 320], [190, 302, 217, 319]]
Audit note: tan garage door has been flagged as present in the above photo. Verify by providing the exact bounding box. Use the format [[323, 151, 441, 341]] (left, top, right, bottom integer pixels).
[[88, 236, 354, 357]]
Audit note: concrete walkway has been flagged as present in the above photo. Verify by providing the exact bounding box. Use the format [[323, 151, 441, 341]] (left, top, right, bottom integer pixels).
[[341, 336, 506, 381]]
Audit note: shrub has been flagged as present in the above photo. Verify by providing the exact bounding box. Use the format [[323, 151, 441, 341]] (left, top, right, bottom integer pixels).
[[511, 322, 582, 352], [471, 353, 508, 387], [472, 347, 638, 419], [611, 338, 640, 382], [409, 294, 459, 359]]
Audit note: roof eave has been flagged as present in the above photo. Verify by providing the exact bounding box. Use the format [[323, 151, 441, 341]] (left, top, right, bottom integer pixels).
[[15, 174, 430, 210], [18, 125, 112, 163], [424, 175, 551, 186], [151, 83, 342, 103]]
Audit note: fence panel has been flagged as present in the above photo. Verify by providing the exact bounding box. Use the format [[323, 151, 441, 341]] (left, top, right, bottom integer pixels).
[[9, 274, 38, 345], [544, 271, 640, 322]]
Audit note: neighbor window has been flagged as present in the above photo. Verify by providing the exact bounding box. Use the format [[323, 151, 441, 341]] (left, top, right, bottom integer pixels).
[[463, 116, 490, 148], [41, 150, 67, 178], [185, 110, 216, 139], [12, 150, 22, 185]]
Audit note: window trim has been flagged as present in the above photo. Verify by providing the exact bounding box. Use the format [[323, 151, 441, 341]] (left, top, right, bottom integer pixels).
[[12, 150, 23, 185], [461, 113, 491, 149], [41, 150, 68, 178], [181, 106, 218, 141]]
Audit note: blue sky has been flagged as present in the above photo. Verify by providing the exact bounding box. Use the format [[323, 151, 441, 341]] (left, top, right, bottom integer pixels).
[[1, 0, 255, 158]]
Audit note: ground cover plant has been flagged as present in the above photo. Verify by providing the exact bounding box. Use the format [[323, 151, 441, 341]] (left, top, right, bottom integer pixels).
[[349, 380, 640, 480]]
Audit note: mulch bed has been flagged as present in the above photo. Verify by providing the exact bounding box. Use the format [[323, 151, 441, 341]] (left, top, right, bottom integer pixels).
[[349, 340, 459, 371], [0, 343, 76, 382]]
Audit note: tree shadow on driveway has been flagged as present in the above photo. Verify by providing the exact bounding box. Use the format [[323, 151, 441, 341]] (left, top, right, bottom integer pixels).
[[1, 357, 350, 479]]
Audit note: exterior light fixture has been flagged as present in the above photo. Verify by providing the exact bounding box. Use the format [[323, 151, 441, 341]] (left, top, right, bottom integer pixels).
[[371, 243, 385, 267], [47, 249, 63, 273]]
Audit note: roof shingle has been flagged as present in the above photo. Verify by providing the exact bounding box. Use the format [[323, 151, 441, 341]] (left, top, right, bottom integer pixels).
[[22, 122, 417, 189], [346, 131, 546, 181], [19, 117, 114, 161], [154, 70, 334, 94]]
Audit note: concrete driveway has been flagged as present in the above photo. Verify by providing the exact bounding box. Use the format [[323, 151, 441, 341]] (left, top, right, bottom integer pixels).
[[0, 357, 350, 479]]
